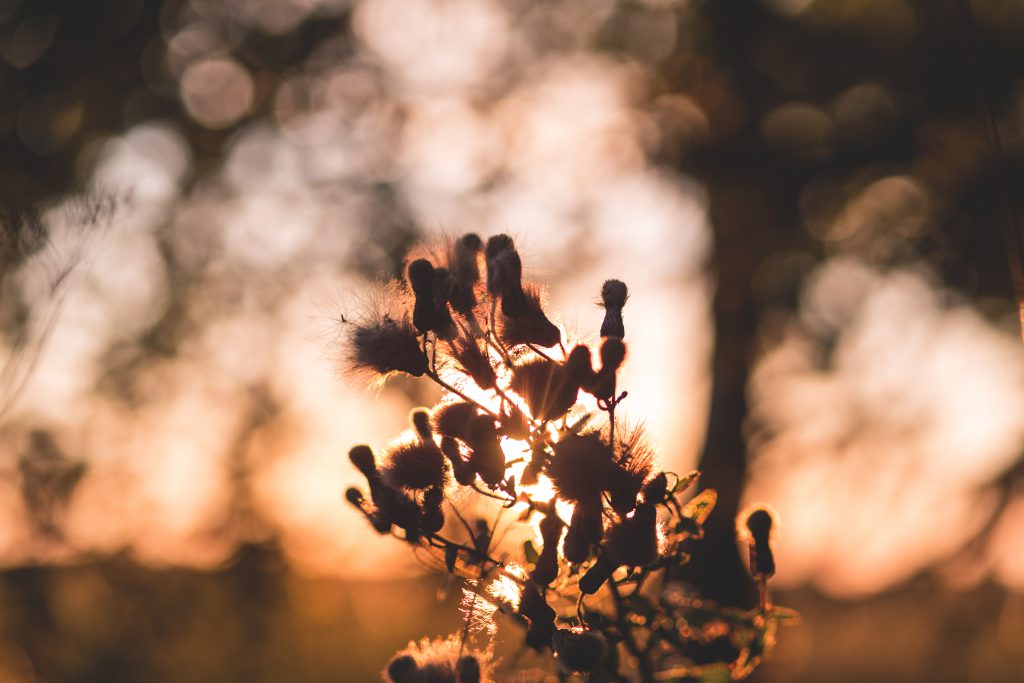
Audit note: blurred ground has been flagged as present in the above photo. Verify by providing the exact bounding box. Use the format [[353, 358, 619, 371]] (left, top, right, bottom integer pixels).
[[2, 545, 1023, 683]]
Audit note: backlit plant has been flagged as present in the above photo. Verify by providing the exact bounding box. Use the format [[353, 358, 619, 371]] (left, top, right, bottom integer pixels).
[[342, 234, 793, 682]]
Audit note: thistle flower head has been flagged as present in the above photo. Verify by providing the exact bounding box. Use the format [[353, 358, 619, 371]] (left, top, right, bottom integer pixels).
[[432, 401, 480, 441], [341, 283, 428, 383], [447, 336, 497, 390], [546, 432, 614, 504], [497, 283, 561, 348], [599, 279, 628, 338], [381, 433, 449, 491]]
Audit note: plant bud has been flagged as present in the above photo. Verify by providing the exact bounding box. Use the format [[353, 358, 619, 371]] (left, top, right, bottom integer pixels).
[[530, 513, 564, 586], [485, 234, 527, 316], [466, 415, 505, 487], [408, 258, 436, 335], [587, 337, 626, 400], [741, 506, 777, 579], [348, 445, 378, 479], [410, 408, 433, 441], [599, 279, 628, 338], [385, 654, 419, 683], [344, 487, 365, 509], [421, 486, 445, 534], [642, 472, 668, 504], [518, 584, 556, 650], [456, 655, 482, 683], [449, 234, 483, 314], [562, 500, 603, 564]]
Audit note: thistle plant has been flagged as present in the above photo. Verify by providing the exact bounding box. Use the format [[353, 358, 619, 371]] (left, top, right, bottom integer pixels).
[[342, 234, 793, 682]]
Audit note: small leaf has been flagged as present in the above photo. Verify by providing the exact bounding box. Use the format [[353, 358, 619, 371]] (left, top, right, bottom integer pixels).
[[766, 606, 802, 624], [671, 470, 700, 495], [523, 540, 540, 566], [681, 489, 717, 525]]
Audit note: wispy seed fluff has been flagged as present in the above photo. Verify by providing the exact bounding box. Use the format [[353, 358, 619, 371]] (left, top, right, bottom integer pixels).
[[497, 283, 561, 348], [343, 283, 428, 382]]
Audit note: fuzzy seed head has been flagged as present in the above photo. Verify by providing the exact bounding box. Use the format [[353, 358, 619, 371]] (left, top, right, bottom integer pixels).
[[407, 258, 435, 293], [547, 432, 614, 504], [600, 279, 628, 310], [498, 284, 561, 348], [349, 316, 428, 379], [432, 401, 480, 441], [381, 437, 449, 491]]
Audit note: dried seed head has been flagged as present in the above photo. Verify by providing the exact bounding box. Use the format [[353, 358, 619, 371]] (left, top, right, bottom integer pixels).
[[498, 284, 561, 348], [552, 629, 608, 674], [449, 337, 497, 390], [381, 437, 449, 491], [432, 401, 479, 441], [510, 358, 561, 422], [599, 279, 628, 338], [547, 432, 614, 504], [348, 315, 428, 380], [606, 423, 655, 514]]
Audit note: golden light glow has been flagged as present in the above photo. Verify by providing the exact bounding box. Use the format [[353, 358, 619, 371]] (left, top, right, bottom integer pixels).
[[487, 561, 527, 610]]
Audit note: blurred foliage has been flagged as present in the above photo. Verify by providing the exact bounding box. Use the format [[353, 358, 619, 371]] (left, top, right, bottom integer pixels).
[[1, 0, 1024, 681]]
